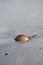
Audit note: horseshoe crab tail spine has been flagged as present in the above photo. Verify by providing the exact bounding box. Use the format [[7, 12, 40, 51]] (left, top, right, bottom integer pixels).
[[31, 35, 37, 38]]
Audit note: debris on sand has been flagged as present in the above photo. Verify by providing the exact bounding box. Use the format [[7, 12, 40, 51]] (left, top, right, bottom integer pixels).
[[5, 53, 8, 55]]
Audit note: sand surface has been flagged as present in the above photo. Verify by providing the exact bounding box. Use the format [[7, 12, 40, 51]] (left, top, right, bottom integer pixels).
[[0, 0, 43, 65]]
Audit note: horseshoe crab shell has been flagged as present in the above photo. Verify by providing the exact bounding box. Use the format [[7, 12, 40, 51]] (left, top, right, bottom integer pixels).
[[15, 35, 31, 42]]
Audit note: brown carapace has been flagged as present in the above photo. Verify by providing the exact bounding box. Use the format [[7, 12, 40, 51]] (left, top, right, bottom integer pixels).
[[15, 34, 37, 42]]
